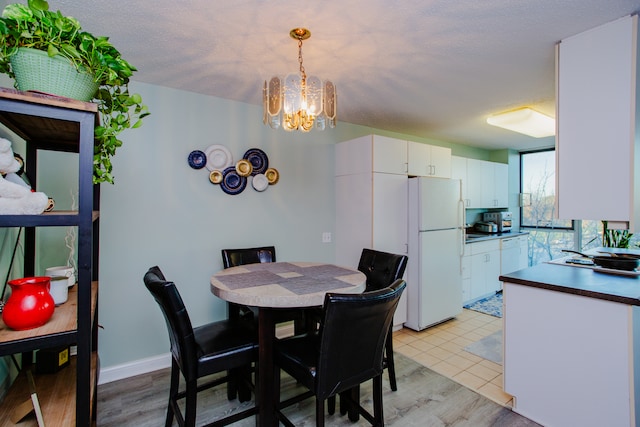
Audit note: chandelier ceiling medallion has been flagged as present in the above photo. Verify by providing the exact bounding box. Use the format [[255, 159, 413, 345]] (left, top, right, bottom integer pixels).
[[263, 28, 337, 132]]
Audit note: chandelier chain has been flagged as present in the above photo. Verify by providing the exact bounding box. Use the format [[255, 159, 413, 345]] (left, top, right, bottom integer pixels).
[[298, 39, 307, 82]]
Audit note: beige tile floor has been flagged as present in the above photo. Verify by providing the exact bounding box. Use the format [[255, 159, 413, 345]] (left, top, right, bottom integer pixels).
[[392, 308, 513, 407]]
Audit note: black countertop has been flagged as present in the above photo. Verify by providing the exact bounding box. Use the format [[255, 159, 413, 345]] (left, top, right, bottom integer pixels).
[[499, 261, 640, 306]]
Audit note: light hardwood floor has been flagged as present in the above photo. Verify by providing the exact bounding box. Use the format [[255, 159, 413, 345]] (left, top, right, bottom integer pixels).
[[96, 314, 539, 426]]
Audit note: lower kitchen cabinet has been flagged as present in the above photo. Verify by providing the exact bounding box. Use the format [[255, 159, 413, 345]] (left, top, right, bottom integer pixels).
[[500, 235, 529, 275], [463, 239, 501, 303]]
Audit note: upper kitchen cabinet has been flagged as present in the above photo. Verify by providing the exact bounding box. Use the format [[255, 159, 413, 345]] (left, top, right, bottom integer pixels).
[[482, 160, 508, 208], [556, 14, 638, 230], [452, 156, 508, 208], [407, 141, 452, 178], [335, 134, 407, 176]]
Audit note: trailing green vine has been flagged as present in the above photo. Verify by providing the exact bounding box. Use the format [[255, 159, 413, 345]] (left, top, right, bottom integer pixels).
[[0, 0, 149, 184]]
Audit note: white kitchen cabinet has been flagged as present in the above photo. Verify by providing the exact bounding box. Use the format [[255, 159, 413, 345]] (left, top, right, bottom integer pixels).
[[483, 161, 508, 208], [500, 235, 528, 275], [452, 156, 507, 209], [451, 156, 468, 205], [407, 141, 451, 178], [336, 137, 409, 327], [464, 239, 501, 302], [556, 14, 638, 229], [335, 134, 407, 176]]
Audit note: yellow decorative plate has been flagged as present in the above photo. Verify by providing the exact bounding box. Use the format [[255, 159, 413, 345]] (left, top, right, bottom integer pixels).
[[209, 170, 223, 184], [265, 168, 279, 185], [235, 159, 253, 177]]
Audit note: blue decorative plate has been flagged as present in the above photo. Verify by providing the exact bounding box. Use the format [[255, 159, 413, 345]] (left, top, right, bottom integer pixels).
[[243, 148, 269, 176], [220, 166, 247, 195], [187, 150, 206, 169]]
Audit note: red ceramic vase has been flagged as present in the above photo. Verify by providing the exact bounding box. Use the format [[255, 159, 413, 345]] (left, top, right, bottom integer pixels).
[[2, 276, 55, 330]]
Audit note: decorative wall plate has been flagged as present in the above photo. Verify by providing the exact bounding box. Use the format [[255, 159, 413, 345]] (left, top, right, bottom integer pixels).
[[205, 144, 233, 171], [220, 166, 247, 195], [265, 167, 279, 184], [188, 150, 206, 169], [252, 173, 269, 192], [209, 170, 223, 184], [243, 148, 269, 175], [236, 159, 253, 177]]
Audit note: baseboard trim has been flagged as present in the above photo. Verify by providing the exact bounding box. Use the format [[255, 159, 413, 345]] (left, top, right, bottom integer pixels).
[[98, 353, 171, 385]]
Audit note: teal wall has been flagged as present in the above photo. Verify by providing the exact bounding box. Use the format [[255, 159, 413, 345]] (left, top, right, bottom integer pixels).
[[0, 79, 503, 374]]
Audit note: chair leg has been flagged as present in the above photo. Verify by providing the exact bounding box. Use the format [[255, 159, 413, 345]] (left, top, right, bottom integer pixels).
[[227, 369, 238, 400], [373, 375, 384, 427], [184, 379, 198, 427], [328, 395, 336, 415], [237, 365, 253, 402], [385, 326, 398, 391], [166, 359, 180, 427], [315, 398, 325, 427], [347, 385, 360, 422]]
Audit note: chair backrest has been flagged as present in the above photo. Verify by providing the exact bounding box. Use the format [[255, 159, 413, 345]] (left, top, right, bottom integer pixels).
[[357, 248, 408, 292], [315, 279, 406, 399], [143, 266, 199, 381], [221, 246, 276, 268]]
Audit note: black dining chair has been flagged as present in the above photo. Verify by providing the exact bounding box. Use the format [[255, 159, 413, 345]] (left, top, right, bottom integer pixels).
[[357, 248, 408, 392], [143, 266, 258, 427], [273, 279, 406, 427], [220, 246, 308, 334]]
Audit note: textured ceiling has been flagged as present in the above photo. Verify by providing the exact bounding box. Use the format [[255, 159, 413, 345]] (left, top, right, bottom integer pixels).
[[23, 0, 640, 150]]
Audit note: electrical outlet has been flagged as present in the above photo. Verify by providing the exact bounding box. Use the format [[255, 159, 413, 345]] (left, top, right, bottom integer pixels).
[[322, 232, 332, 243]]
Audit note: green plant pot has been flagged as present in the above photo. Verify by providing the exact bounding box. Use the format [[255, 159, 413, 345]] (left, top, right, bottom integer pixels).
[[10, 47, 98, 101]]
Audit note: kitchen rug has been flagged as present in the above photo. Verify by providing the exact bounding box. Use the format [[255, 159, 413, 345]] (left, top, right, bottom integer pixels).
[[463, 291, 502, 318], [464, 330, 502, 365]]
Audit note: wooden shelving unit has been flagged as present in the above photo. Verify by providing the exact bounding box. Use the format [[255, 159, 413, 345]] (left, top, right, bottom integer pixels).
[[0, 88, 100, 426]]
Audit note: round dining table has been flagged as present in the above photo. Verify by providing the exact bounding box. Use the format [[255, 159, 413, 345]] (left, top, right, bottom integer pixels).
[[210, 261, 366, 427]]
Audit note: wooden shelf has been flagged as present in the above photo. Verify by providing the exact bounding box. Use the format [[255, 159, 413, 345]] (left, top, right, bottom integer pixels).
[[0, 283, 98, 355], [0, 87, 100, 426], [0, 354, 98, 426]]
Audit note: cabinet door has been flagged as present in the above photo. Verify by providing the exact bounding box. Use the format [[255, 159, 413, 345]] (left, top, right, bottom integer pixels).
[[372, 135, 407, 175], [493, 163, 508, 208], [407, 141, 430, 176], [466, 159, 483, 208], [335, 173, 373, 268], [518, 236, 529, 270], [480, 160, 496, 207], [451, 156, 469, 207], [335, 135, 372, 176], [429, 145, 452, 178], [372, 173, 408, 255], [485, 249, 502, 293], [557, 15, 636, 226], [469, 253, 486, 300]]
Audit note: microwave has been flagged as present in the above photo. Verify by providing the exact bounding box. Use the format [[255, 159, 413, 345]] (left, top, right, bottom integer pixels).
[[483, 212, 512, 232]]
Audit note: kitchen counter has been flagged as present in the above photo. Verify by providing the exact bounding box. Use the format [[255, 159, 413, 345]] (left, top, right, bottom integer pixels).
[[500, 251, 640, 426], [499, 260, 640, 306], [465, 230, 528, 244]]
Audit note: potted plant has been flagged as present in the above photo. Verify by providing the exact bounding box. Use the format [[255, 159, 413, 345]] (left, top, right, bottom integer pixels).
[[602, 220, 634, 248], [0, 0, 149, 184]]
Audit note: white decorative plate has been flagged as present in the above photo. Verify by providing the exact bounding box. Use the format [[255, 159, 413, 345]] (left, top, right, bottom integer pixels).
[[204, 144, 233, 171], [252, 173, 269, 192]]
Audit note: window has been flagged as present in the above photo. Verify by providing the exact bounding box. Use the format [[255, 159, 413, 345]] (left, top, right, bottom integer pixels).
[[520, 149, 571, 229], [520, 150, 607, 265]]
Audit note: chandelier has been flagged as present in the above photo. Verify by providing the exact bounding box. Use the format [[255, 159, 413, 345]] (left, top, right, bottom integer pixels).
[[263, 28, 337, 132]]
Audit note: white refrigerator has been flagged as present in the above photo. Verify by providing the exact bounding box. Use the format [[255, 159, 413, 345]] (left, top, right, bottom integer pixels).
[[406, 177, 463, 331]]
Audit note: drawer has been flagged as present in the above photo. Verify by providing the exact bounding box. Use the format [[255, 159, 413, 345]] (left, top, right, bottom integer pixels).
[[467, 239, 500, 255]]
